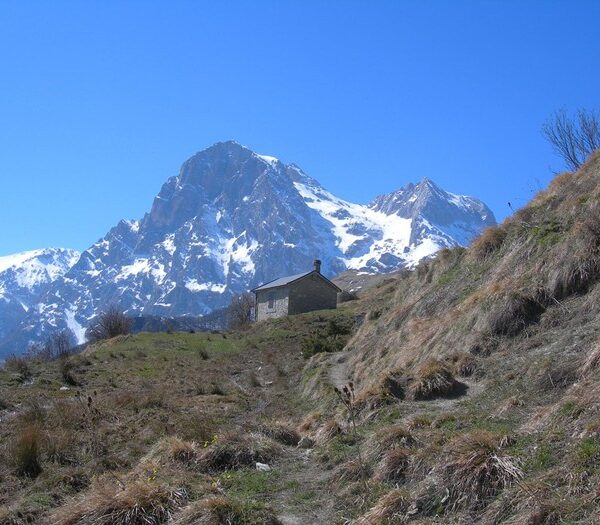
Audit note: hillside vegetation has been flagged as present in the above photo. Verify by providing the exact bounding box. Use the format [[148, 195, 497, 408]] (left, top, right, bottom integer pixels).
[[1, 154, 600, 524]]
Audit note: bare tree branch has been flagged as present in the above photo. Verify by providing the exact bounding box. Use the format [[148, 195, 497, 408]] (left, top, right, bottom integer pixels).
[[227, 293, 255, 330], [542, 108, 600, 171], [86, 306, 133, 342]]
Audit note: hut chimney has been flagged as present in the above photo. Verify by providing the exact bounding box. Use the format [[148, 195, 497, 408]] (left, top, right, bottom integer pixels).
[[313, 259, 322, 273]]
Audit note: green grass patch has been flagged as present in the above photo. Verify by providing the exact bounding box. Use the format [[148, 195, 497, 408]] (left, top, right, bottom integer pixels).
[[574, 437, 600, 470], [219, 468, 282, 499]]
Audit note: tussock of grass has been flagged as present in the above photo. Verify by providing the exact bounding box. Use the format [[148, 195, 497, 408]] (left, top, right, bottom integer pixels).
[[51, 479, 188, 525], [367, 424, 414, 461], [258, 421, 300, 446], [408, 359, 466, 400], [171, 495, 282, 525], [313, 419, 342, 445], [448, 352, 477, 377], [197, 432, 278, 473], [373, 447, 411, 483], [581, 340, 600, 378], [442, 431, 522, 510], [470, 225, 507, 260], [354, 489, 410, 525], [485, 290, 547, 337], [12, 424, 44, 478]]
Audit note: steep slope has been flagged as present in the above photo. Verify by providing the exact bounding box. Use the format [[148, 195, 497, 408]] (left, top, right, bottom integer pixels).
[[1, 155, 598, 524], [0, 248, 80, 357], [1, 141, 494, 353], [301, 152, 600, 523]]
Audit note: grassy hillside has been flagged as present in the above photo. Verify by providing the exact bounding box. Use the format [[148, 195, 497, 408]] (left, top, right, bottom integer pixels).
[[1, 154, 600, 524]]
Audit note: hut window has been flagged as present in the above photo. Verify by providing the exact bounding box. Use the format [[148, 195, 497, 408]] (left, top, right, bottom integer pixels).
[[268, 292, 275, 309]]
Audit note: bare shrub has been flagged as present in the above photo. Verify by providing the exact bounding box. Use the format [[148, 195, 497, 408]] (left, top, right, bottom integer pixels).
[[542, 108, 600, 171], [26, 330, 76, 361], [86, 306, 133, 343], [3, 354, 31, 381], [442, 431, 522, 510], [408, 359, 466, 400], [59, 357, 78, 386], [471, 226, 507, 260], [12, 425, 43, 478], [51, 478, 188, 525], [227, 293, 254, 330]]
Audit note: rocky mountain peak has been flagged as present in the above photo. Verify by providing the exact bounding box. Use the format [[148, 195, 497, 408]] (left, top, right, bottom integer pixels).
[[0, 142, 496, 356]]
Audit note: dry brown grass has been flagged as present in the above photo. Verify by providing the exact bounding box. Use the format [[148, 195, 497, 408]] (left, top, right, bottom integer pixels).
[[313, 418, 342, 445], [171, 495, 282, 525], [581, 340, 600, 378], [354, 489, 410, 525], [471, 225, 508, 260], [448, 351, 477, 377], [373, 447, 411, 483], [51, 478, 188, 525], [11, 424, 44, 478], [442, 431, 522, 510], [408, 359, 466, 400], [258, 420, 300, 446], [367, 424, 414, 461], [197, 432, 278, 473]]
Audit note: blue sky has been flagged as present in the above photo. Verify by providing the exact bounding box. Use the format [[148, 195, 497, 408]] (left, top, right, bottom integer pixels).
[[1, 1, 599, 255]]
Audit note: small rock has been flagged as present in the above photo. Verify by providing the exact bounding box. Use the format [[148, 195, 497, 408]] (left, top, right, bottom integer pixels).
[[256, 462, 271, 472], [59, 386, 70, 391], [297, 436, 315, 449]]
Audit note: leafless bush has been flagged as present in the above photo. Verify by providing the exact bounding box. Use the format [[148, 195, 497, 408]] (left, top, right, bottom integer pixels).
[[25, 329, 76, 361], [542, 108, 600, 171], [86, 306, 133, 342], [227, 293, 254, 330], [3, 354, 31, 380]]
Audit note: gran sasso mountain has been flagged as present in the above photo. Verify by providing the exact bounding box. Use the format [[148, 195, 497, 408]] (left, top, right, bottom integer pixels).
[[0, 141, 495, 355]]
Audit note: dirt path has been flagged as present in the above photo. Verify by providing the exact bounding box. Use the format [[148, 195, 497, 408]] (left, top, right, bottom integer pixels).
[[230, 350, 339, 524]]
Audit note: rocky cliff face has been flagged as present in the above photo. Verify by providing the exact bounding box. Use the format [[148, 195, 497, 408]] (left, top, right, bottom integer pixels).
[[0, 141, 496, 355]]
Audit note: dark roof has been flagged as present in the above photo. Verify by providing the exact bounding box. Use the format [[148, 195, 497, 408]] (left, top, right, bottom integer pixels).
[[251, 270, 341, 292]]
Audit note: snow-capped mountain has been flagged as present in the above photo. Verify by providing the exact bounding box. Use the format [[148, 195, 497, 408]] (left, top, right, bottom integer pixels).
[[0, 141, 495, 355], [0, 248, 80, 352]]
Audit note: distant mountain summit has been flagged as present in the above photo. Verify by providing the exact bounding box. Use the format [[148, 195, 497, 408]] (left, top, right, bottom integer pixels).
[[0, 141, 495, 355]]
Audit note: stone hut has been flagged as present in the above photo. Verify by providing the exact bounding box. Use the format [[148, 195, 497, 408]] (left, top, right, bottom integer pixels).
[[251, 260, 341, 322]]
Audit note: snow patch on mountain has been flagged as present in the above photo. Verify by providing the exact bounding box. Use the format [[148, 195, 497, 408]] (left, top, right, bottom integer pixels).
[[0, 141, 496, 356]]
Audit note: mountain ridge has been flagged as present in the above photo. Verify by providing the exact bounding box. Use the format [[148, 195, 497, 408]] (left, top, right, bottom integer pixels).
[[0, 141, 495, 355]]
